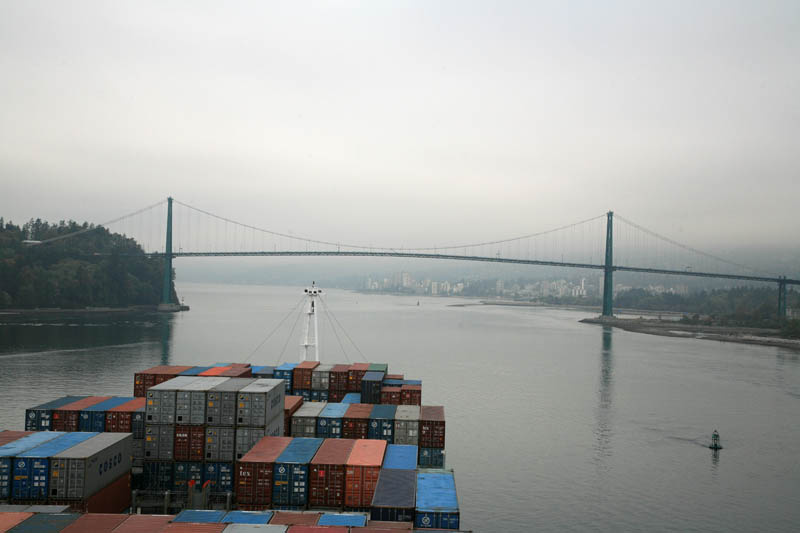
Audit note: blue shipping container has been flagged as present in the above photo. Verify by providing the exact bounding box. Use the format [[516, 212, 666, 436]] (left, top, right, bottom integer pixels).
[[318, 513, 368, 527], [0, 432, 64, 499], [173, 509, 227, 523], [180, 366, 213, 376], [368, 404, 397, 442], [204, 462, 234, 493], [78, 397, 134, 432], [415, 470, 460, 530], [296, 389, 311, 401], [221, 510, 274, 524], [311, 390, 329, 402], [419, 447, 445, 468], [341, 393, 361, 404], [24, 396, 86, 431], [272, 437, 324, 507], [13, 432, 98, 500], [142, 461, 173, 491], [361, 371, 385, 404], [384, 444, 418, 470], [383, 379, 422, 387], [251, 365, 275, 377], [274, 363, 298, 394], [173, 461, 204, 491], [317, 403, 349, 438]]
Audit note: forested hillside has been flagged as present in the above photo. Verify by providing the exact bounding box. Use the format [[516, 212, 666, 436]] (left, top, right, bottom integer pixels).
[[0, 217, 169, 309]]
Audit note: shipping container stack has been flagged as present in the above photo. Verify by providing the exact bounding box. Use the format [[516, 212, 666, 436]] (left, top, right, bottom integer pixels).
[[0, 430, 134, 513], [418, 406, 446, 468], [141, 374, 286, 503], [134, 366, 195, 397]]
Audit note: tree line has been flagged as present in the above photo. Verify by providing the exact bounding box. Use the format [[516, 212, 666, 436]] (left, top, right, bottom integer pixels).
[[0, 217, 170, 309]]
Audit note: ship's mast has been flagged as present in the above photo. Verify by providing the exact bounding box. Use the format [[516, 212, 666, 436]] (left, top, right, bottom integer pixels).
[[301, 282, 321, 362]]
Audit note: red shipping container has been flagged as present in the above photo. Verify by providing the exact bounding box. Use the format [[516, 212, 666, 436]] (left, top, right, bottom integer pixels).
[[347, 363, 370, 392], [0, 430, 32, 446], [284, 396, 304, 436], [328, 391, 346, 403], [290, 522, 348, 533], [345, 439, 386, 508], [270, 512, 321, 526], [236, 436, 293, 506], [52, 396, 111, 431], [385, 374, 404, 380], [342, 404, 373, 440], [400, 385, 421, 406], [162, 524, 226, 532], [111, 514, 175, 533], [419, 405, 445, 448], [133, 365, 193, 397], [174, 425, 205, 461], [309, 438, 356, 508], [329, 364, 350, 393], [363, 521, 414, 530], [293, 361, 320, 391], [380, 387, 401, 405], [105, 397, 146, 432], [220, 366, 252, 377], [60, 513, 129, 532]]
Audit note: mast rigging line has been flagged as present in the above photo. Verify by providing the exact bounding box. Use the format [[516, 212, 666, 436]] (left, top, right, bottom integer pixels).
[[243, 294, 307, 363], [318, 295, 366, 361], [275, 301, 307, 366], [319, 300, 353, 364]]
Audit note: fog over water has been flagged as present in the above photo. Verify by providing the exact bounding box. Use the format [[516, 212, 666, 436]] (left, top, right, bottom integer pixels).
[[1, 284, 799, 531]]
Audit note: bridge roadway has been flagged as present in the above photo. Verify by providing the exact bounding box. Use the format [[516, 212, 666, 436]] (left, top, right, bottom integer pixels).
[[147, 250, 800, 286]]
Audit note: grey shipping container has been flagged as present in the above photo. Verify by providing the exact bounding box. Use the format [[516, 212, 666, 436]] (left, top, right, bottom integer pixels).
[[175, 377, 229, 425], [235, 427, 264, 460], [4, 513, 80, 532], [206, 378, 256, 425], [131, 439, 144, 467], [145, 376, 201, 424], [265, 412, 283, 437], [49, 433, 132, 499], [291, 401, 327, 438], [206, 426, 236, 462], [311, 364, 334, 391], [236, 379, 284, 427], [393, 405, 420, 446], [370, 468, 417, 522], [144, 424, 175, 460]]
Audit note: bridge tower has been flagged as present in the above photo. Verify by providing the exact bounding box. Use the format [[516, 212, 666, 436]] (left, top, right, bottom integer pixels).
[[778, 276, 787, 319], [602, 211, 614, 317], [160, 196, 173, 306]]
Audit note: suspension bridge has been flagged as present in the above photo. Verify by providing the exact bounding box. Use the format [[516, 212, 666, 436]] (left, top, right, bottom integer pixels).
[[29, 197, 798, 317]]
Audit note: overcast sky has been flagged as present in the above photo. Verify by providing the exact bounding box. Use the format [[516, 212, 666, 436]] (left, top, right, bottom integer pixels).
[[1, 1, 798, 252]]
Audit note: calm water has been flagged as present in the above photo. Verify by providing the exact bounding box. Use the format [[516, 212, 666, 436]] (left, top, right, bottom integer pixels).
[[1, 283, 799, 532]]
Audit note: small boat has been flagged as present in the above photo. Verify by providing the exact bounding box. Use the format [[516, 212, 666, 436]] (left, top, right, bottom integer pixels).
[[709, 430, 723, 450]]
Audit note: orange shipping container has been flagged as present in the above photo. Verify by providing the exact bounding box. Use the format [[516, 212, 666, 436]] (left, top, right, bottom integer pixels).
[[199, 365, 232, 376], [342, 403, 373, 439], [0, 512, 33, 531], [293, 361, 320, 390], [60, 513, 129, 533], [345, 439, 386, 508], [110, 514, 175, 533], [309, 438, 357, 508]]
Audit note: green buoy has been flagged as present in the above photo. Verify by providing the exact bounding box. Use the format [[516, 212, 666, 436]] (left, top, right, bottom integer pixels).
[[709, 430, 722, 450]]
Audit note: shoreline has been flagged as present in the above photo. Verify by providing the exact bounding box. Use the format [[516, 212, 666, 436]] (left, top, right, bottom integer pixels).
[[581, 317, 800, 351]]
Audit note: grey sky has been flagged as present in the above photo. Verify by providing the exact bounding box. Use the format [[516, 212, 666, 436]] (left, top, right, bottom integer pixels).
[[1, 1, 798, 251]]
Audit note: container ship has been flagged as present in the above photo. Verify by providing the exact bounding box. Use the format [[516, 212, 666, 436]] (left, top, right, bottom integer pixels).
[[0, 285, 467, 531]]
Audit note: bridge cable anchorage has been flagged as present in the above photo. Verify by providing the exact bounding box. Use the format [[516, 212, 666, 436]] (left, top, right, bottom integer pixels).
[[319, 295, 365, 360], [319, 298, 353, 364], [33, 199, 167, 245], [275, 302, 307, 366], [615, 214, 775, 277], [243, 294, 307, 363]]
